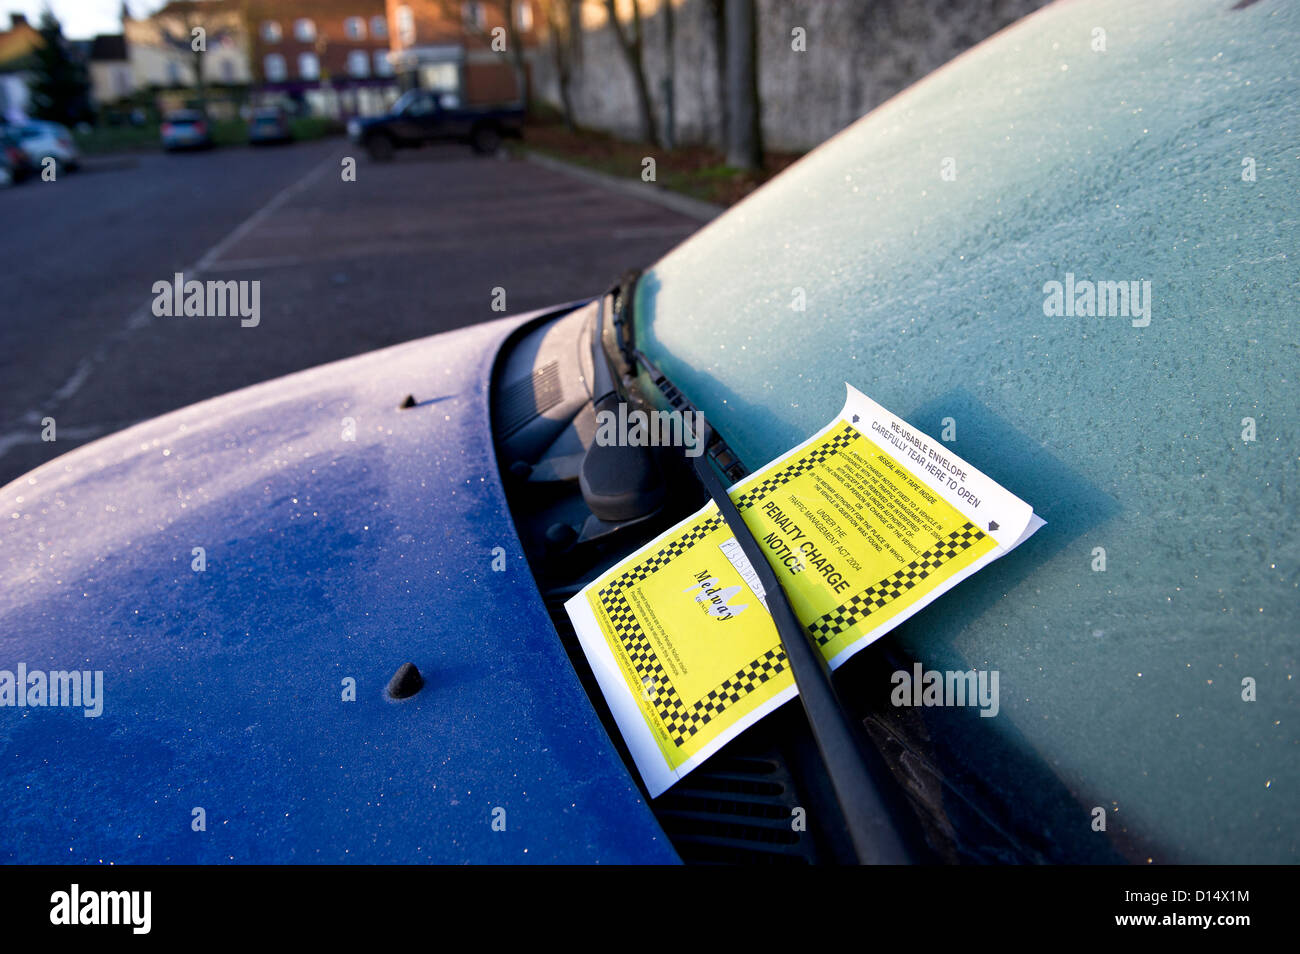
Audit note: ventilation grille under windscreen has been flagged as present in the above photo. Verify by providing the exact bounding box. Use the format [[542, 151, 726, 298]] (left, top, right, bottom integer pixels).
[[498, 360, 562, 437], [653, 753, 819, 865]]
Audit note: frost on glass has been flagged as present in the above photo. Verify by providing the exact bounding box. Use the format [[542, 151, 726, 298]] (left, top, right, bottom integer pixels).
[[637, 0, 1298, 863]]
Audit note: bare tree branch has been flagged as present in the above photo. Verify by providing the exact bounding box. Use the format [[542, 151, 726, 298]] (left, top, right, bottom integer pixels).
[[602, 0, 658, 145]]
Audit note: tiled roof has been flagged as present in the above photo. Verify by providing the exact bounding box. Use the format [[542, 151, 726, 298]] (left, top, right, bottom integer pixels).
[[90, 33, 127, 61]]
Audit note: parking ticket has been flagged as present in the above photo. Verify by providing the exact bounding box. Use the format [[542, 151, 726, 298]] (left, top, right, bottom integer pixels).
[[565, 384, 1044, 797]]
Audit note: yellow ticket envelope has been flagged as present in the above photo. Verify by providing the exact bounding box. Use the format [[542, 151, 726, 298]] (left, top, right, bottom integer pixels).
[[565, 384, 1043, 796]]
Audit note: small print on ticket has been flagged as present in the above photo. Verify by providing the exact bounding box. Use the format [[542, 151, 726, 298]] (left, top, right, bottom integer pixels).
[[565, 384, 1044, 796]]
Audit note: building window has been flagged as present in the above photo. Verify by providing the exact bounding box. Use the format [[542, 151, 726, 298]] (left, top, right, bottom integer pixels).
[[298, 52, 320, 80], [419, 62, 458, 92], [165, 59, 181, 85], [396, 6, 414, 46], [294, 18, 316, 42], [220, 59, 234, 82], [370, 15, 387, 39], [347, 49, 369, 78], [516, 1, 532, 32], [344, 16, 366, 40], [264, 53, 287, 82], [261, 21, 281, 43], [373, 49, 394, 77], [463, 1, 486, 31]]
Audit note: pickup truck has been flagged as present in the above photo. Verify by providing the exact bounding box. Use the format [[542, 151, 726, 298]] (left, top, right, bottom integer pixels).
[[347, 89, 524, 159]]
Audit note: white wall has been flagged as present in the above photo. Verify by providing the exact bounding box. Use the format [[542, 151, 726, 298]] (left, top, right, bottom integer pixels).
[[0, 73, 31, 122], [89, 61, 135, 104], [533, 0, 1053, 152], [125, 13, 252, 89]]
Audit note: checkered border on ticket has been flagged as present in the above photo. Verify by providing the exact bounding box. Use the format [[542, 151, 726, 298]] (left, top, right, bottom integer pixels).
[[565, 384, 1044, 797]]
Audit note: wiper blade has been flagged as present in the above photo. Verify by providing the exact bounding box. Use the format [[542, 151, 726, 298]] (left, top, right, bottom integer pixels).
[[692, 425, 926, 865], [590, 270, 642, 401], [599, 284, 926, 857], [609, 269, 640, 369]]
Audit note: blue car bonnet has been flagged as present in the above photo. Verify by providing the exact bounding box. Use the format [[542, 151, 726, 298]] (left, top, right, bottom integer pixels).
[[0, 308, 678, 863]]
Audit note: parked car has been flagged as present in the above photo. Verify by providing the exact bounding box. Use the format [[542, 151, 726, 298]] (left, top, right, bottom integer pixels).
[[248, 106, 293, 145], [1, 0, 1295, 864], [160, 110, 213, 151], [10, 119, 79, 173], [347, 90, 523, 159], [0, 126, 34, 184]]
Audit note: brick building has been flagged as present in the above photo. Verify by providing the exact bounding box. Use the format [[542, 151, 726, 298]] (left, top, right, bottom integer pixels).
[[246, 0, 399, 115], [387, 0, 539, 104]]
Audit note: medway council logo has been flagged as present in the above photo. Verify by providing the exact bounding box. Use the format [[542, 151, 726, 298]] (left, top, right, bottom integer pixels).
[[684, 570, 751, 620]]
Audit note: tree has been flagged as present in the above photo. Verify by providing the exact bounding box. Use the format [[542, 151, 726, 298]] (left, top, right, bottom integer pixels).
[[156, 4, 218, 111], [661, 0, 675, 148], [539, 0, 580, 129], [603, 0, 658, 146], [501, 0, 531, 105], [27, 10, 91, 125], [724, 0, 761, 169], [707, 0, 727, 148]]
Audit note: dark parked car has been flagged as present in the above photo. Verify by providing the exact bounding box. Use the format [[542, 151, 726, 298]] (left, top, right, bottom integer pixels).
[[248, 106, 293, 145], [160, 110, 213, 151], [347, 90, 523, 159], [0, 125, 35, 184]]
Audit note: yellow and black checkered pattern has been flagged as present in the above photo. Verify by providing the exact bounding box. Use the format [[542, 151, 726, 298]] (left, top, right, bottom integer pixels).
[[600, 588, 695, 738], [733, 423, 859, 512], [602, 515, 723, 590], [807, 522, 985, 645], [597, 515, 724, 745], [596, 513, 793, 747], [660, 647, 788, 744]]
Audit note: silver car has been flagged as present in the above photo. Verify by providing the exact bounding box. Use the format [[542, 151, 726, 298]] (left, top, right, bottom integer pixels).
[[12, 120, 79, 173], [160, 110, 213, 151]]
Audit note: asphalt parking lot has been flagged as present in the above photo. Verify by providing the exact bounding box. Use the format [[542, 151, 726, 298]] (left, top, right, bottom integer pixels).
[[0, 139, 702, 487]]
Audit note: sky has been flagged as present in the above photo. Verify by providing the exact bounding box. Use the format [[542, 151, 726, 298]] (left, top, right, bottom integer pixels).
[[10, 0, 156, 40]]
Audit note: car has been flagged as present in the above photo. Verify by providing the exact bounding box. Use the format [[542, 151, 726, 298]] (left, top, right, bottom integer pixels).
[[347, 89, 523, 159], [1, 0, 1295, 864], [10, 119, 79, 174], [248, 106, 293, 146], [0, 126, 34, 184], [160, 110, 213, 151]]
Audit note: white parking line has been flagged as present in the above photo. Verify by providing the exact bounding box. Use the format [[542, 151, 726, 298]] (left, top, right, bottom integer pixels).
[[194, 147, 343, 272], [0, 146, 343, 466]]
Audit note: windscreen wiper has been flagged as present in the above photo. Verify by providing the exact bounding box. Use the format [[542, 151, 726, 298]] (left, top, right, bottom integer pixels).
[[692, 422, 927, 865], [600, 275, 928, 861]]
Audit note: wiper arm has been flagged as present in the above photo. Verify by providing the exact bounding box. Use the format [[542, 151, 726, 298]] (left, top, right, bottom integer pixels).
[[692, 427, 926, 865], [581, 278, 665, 525], [609, 269, 640, 370], [597, 279, 927, 857]]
